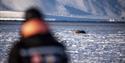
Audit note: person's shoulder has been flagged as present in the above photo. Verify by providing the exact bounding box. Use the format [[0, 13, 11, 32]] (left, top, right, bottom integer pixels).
[[11, 40, 23, 48]]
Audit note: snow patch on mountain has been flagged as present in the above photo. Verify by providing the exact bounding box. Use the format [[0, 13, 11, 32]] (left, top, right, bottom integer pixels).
[[0, 0, 125, 21]]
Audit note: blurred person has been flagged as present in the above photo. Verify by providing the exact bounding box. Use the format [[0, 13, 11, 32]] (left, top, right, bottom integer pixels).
[[8, 8, 68, 63]]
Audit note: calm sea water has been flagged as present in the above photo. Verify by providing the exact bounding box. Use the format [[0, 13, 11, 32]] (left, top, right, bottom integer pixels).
[[0, 21, 125, 63], [0, 21, 125, 34]]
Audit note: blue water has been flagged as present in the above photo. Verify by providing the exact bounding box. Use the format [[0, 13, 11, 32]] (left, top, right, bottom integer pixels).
[[0, 21, 125, 34], [0, 21, 125, 63]]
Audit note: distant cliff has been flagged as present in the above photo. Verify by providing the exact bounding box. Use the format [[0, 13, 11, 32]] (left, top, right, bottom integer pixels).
[[0, 0, 125, 21]]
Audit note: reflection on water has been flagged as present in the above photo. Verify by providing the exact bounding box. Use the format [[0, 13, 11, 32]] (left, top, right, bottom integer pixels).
[[0, 21, 125, 63]]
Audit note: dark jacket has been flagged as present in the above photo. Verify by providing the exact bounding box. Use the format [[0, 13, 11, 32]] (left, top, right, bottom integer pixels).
[[8, 33, 68, 63]]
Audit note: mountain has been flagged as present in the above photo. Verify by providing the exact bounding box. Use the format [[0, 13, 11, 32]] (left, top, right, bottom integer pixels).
[[0, 0, 125, 21], [0, 0, 12, 11]]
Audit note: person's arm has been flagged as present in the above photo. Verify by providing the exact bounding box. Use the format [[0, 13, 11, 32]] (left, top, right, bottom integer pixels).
[[8, 44, 20, 63]]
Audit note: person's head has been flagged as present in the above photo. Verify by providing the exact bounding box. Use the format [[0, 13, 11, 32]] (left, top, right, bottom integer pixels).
[[20, 8, 49, 38], [24, 7, 43, 21]]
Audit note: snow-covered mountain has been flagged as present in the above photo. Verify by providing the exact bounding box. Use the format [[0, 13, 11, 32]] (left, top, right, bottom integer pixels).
[[0, 0, 125, 21]]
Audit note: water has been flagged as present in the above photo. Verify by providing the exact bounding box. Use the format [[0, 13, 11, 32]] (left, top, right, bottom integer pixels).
[[0, 21, 125, 34], [0, 21, 125, 63]]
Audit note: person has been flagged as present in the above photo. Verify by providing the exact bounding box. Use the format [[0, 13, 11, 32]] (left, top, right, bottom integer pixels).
[[8, 8, 68, 63]]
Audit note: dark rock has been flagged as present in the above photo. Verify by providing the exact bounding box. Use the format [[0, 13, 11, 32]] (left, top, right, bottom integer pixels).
[[75, 30, 86, 34]]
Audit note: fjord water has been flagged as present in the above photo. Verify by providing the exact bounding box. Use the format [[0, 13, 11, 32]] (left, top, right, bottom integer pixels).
[[0, 21, 125, 63]]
